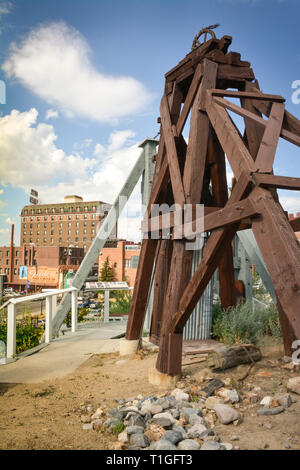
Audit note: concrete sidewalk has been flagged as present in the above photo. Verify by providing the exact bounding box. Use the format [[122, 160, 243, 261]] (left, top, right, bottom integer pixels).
[[0, 321, 127, 384]]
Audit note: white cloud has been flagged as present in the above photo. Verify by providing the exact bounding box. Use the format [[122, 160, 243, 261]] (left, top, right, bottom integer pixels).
[[0, 108, 97, 189], [45, 109, 59, 120], [3, 21, 152, 124]]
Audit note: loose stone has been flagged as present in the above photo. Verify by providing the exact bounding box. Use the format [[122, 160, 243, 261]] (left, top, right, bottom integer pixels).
[[214, 404, 240, 424], [177, 439, 201, 450], [257, 406, 284, 416]]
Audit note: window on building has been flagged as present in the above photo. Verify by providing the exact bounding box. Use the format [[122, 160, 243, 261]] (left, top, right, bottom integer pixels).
[[6, 250, 9, 256], [83, 229, 86, 234], [59, 230, 62, 235], [22, 239, 25, 243], [91, 229, 95, 234], [30, 231, 33, 236], [51, 216, 54, 221], [29, 238, 32, 243], [15, 259, 18, 266], [51, 223, 54, 228], [16, 251, 19, 256], [50, 238, 53, 244], [44, 216, 47, 221], [37, 231, 40, 235], [75, 230, 79, 235], [30, 217, 33, 221], [75, 237, 78, 242], [59, 237, 62, 242], [43, 238, 47, 243], [6, 259, 9, 265], [60, 208, 64, 213], [37, 216, 40, 221], [36, 238, 39, 243], [68, 230, 71, 235], [23, 224, 26, 229], [76, 215, 79, 220], [30, 224, 33, 228], [68, 215, 71, 220], [83, 237, 86, 241], [44, 230, 47, 235], [37, 223, 40, 228], [84, 214, 87, 219], [91, 222, 95, 226], [76, 222, 79, 227], [50, 230, 54, 235], [84, 221, 87, 226]]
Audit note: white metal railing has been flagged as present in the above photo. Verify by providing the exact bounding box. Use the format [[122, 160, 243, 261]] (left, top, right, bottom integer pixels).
[[1, 286, 78, 363]]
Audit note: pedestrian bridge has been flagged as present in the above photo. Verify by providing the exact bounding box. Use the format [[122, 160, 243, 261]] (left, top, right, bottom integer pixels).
[[0, 319, 127, 384]]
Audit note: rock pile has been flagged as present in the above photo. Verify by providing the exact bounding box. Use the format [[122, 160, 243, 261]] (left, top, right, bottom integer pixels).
[[78, 372, 298, 450], [87, 382, 244, 450]]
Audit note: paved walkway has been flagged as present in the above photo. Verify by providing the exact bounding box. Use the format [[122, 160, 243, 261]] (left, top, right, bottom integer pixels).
[[0, 320, 127, 384]]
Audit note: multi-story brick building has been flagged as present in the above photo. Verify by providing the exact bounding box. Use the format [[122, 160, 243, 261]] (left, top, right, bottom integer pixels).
[[20, 195, 115, 253], [98, 240, 141, 287], [0, 244, 84, 291]]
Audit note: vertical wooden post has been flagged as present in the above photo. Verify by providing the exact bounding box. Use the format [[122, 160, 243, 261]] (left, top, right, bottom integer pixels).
[[207, 129, 236, 309]]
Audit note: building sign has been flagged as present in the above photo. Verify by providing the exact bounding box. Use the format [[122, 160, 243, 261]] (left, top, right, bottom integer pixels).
[[27, 266, 59, 286], [85, 281, 129, 290], [19, 266, 28, 279], [30, 189, 38, 205]]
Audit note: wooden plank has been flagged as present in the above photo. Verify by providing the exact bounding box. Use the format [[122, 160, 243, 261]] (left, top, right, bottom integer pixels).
[[217, 64, 255, 81], [143, 205, 217, 234], [211, 89, 285, 102], [171, 172, 252, 334], [213, 96, 267, 128], [125, 238, 157, 339], [206, 92, 255, 178], [210, 95, 300, 149], [240, 81, 265, 160], [150, 239, 173, 344], [253, 173, 300, 191], [250, 187, 300, 342], [143, 199, 258, 237], [174, 63, 203, 136], [246, 82, 300, 147], [207, 125, 236, 309], [167, 333, 183, 376], [160, 94, 186, 206], [254, 102, 285, 173]]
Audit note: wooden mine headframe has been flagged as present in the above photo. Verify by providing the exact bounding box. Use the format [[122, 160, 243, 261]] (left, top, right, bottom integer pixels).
[[126, 28, 300, 376]]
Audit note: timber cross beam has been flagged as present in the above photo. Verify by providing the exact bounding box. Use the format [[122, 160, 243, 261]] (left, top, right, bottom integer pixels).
[[125, 28, 300, 377]]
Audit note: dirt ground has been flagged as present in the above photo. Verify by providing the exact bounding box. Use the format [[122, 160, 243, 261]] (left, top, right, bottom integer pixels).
[[0, 338, 299, 450]]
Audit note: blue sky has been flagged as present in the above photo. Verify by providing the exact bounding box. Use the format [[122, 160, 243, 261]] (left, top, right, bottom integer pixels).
[[1, 0, 300, 245]]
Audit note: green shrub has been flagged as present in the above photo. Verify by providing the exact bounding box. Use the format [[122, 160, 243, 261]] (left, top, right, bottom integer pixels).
[[0, 315, 44, 354], [110, 290, 132, 315], [212, 300, 282, 345]]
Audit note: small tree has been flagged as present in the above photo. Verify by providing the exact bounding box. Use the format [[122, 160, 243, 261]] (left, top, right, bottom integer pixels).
[[99, 256, 116, 282]]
